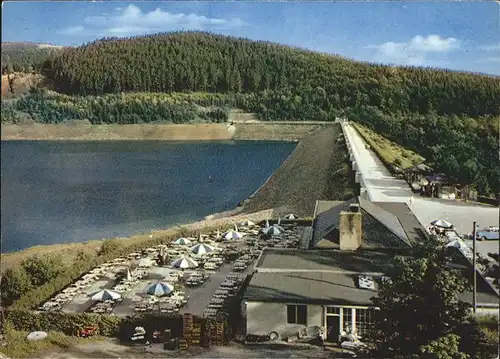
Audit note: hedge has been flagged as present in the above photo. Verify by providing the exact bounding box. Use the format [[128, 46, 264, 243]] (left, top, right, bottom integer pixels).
[[5, 309, 189, 341], [5, 309, 122, 337]]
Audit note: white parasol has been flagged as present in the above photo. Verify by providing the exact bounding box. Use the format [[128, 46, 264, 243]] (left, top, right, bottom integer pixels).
[[431, 219, 453, 229], [222, 230, 243, 240], [191, 243, 215, 256], [174, 237, 192, 246], [27, 331, 48, 341], [91, 289, 122, 301], [171, 256, 198, 269], [240, 220, 256, 227]]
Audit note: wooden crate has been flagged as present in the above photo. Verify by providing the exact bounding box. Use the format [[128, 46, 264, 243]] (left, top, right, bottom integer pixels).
[[183, 313, 194, 343]]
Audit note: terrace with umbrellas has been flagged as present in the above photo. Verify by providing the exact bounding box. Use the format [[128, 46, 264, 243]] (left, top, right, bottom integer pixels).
[[36, 216, 303, 319]]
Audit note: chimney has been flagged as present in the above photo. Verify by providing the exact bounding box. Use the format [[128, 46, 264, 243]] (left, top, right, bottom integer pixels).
[[339, 205, 362, 250]]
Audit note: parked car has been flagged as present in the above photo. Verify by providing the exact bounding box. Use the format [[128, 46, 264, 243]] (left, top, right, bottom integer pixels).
[[476, 226, 499, 241]]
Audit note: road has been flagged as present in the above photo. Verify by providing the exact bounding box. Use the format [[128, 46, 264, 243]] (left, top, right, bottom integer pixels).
[[343, 122, 499, 259]]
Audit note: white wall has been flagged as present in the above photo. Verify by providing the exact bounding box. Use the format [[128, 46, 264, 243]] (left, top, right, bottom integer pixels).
[[476, 307, 499, 317], [245, 301, 323, 339]]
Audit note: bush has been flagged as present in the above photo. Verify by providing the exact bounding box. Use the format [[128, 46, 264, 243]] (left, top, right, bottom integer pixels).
[[21, 255, 66, 286], [0, 267, 33, 306], [98, 238, 120, 256]]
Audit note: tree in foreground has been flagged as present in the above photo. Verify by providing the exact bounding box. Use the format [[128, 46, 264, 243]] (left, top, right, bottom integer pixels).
[[361, 236, 495, 359]]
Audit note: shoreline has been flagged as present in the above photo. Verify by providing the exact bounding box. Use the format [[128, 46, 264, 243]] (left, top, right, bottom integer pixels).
[[1, 122, 330, 142], [0, 207, 279, 272]]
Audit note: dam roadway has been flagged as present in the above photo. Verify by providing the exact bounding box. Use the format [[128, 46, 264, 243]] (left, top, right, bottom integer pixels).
[[342, 120, 499, 259]]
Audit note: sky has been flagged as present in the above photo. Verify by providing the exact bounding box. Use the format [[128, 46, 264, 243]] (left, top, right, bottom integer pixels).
[[2, 1, 500, 75]]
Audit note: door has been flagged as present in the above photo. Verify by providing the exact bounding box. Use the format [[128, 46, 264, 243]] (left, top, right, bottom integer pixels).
[[326, 316, 340, 343]]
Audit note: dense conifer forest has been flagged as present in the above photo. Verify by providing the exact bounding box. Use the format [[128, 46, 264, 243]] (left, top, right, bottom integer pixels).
[[43, 32, 499, 118], [1, 42, 61, 73], [2, 32, 499, 196]]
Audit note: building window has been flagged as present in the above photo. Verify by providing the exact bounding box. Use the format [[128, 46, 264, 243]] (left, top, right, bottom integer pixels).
[[343, 308, 353, 333], [355, 308, 375, 336], [287, 305, 307, 325], [327, 307, 340, 315]]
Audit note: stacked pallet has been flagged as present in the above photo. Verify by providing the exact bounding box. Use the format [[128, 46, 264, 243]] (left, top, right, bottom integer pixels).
[[192, 321, 202, 345], [216, 321, 225, 346], [183, 313, 193, 344], [207, 319, 217, 345]]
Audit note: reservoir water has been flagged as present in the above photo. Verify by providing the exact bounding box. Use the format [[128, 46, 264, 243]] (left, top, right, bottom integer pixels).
[[1, 140, 296, 252]]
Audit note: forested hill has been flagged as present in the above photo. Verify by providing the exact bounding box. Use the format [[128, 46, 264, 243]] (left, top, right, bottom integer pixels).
[[2, 42, 62, 73], [44, 31, 499, 118]]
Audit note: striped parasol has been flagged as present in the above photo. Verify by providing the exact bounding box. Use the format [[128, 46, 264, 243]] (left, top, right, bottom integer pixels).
[[171, 256, 198, 269], [146, 282, 174, 296]]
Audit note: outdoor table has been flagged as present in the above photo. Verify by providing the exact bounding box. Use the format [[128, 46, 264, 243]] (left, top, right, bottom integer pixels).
[[209, 298, 224, 304], [208, 304, 223, 309]]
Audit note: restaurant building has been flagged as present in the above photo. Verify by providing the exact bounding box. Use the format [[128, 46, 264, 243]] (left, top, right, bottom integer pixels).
[[241, 197, 499, 344]]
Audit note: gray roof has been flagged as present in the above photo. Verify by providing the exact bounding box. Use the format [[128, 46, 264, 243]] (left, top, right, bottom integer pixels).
[[373, 202, 429, 245], [248, 248, 499, 306], [311, 197, 411, 249], [245, 268, 498, 306], [255, 248, 394, 274], [359, 197, 410, 245], [244, 271, 378, 305], [314, 200, 348, 218]]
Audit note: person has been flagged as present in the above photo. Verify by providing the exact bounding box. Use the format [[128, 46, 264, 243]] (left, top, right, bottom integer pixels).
[[409, 194, 414, 205]]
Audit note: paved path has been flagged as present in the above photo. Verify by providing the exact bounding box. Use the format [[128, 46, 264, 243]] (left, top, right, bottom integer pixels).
[[345, 123, 411, 203], [343, 122, 499, 258]]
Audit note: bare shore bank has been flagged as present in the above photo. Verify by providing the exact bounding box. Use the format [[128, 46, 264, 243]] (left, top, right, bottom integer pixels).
[[1, 121, 330, 141]]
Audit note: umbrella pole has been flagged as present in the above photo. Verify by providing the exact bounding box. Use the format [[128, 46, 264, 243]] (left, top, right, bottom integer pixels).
[[472, 221, 477, 314]]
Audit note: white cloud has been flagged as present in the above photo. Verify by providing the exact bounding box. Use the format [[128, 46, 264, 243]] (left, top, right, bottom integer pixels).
[[367, 34, 460, 66], [58, 4, 245, 37], [478, 44, 500, 52]]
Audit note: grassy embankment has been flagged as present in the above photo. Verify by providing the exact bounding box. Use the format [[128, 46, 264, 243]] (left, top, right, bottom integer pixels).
[[241, 123, 355, 217], [0, 325, 103, 359], [351, 121, 425, 170]]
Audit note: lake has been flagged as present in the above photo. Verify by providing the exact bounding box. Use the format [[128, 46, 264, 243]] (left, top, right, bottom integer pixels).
[[1, 140, 296, 252]]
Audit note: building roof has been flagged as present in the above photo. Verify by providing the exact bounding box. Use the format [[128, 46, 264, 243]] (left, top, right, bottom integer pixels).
[[311, 197, 412, 249], [372, 202, 428, 245], [247, 247, 499, 307], [255, 248, 394, 274], [244, 271, 378, 305]]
